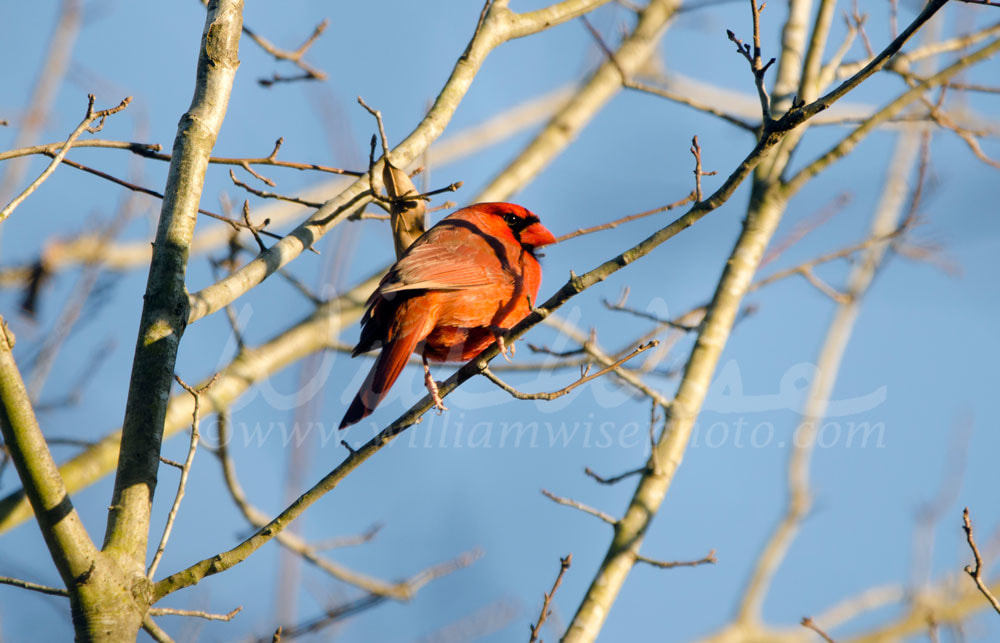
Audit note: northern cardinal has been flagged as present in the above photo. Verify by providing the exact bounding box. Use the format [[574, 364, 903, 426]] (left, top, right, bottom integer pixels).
[[339, 202, 556, 429]]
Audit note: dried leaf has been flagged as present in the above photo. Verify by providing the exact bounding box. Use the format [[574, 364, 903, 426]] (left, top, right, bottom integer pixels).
[[382, 161, 426, 258]]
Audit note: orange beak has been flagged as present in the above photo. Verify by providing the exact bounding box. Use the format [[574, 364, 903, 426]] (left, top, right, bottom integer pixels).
[[521, 221, 557, 248]]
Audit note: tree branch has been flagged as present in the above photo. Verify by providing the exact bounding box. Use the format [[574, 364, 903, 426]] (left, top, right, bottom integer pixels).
[[148, 606, 242, 621], [529, 554, 572, 643], [102, 0, 243, 569], [962, 507, 1000, 614], [0, 316, 99, 590], [0, 94, 131, 223], [541, 490, 618, 525], [481, 341, 657, 400], [146, 374, 218, 579]]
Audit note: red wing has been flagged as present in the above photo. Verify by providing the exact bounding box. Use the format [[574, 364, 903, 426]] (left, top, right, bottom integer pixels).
[[379, 222, 506, 295]]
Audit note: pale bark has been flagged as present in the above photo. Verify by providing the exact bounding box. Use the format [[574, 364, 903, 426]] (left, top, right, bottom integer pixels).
[[102, 0, 244, 573]]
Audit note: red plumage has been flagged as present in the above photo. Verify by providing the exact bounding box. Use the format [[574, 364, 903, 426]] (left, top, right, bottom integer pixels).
[[339, 202, 556, 429]]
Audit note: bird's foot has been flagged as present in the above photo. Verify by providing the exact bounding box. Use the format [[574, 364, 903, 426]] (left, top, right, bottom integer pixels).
[[490, 327, 515, 362], [423, 359, 448, 414]]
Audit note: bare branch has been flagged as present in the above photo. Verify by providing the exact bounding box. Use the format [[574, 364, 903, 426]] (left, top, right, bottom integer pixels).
[[603, 298, 698, 331], [580, 14, 756, 131], [0, 575, 68, 597], [802, 616, 837, 642], [635, 550, 716, 569], [209, 410, 479, 600], [228, 169, 326, 220], [726, 0, 777, 124], [0, 139, 162, 162], [799, 265, 851, 303], [0, 94, 131, 223], [529, 554, 572, 643], [689, 135, 716, 202], [103, 0, 243, 565], [0, 0, 81, 216], [481, 341, 657, 400], [239, 16, 330, 86], [50, 154, 288, 243], [584, 466, 646, 485], [541, 490, 617, 525], [146, 374, 219, 579], [141, 615, 174, 643], [310, 523, 383, 551], [760, 192, 852, 266], [240, 200, 269, 253], [962, 507, 1000, 614], [148, 606, 242, 622], [555, 194, 695, 243], [0, 315, 99, 588]]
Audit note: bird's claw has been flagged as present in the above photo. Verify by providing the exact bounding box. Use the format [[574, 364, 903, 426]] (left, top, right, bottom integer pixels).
[[496, 333, 514, 362], [489, 326, 516, 362], [423, 364, 448, 414]]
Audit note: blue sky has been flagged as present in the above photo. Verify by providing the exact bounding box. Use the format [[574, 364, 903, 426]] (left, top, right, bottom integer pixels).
[[1, 1, 998, 641]]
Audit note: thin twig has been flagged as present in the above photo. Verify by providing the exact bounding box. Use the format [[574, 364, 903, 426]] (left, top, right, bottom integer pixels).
[[584, 466, 646, 485], [142, 615, 174, 643], [529, 554, 572, 643], [0, 575, 68, 597], [751, 225, 909, 293], [211, 410, 478, 599], [147, 373, 219, 579], [555, 195, 695, 243], [482, 341, 656, 400], [916, 91, 1000, 169], [0, 139, 162, 162], [50, 155, 288, 243], [265, 596, 383, 641], [159, 456, 184, 469], [0, 136, 363, 175], [243, 18, 330, 86], [241, 200, 268, 253], [0, 94, 131, 222], [580, 15, 756, 131], [541, 490, 617, 525], [689, 136, 716, 201], [726, 0, 776, 124], [357, 96, 391, 160], [310, 523, 383, 550], [802, 616, 837, 642], [149, 606, 242, 621], [962, 507, 1000, 614], [851, 0, 874, 58], [760, 192, 852, 267], [799, 266, 851, 303], [603, 299, 698, 331], [635, 550, 716, 569], [238, 160, 274, 186], [137, 135, 362, 175]]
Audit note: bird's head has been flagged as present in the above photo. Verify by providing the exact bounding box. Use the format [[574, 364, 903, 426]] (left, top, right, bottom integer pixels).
[[477, 202, 557, 249]]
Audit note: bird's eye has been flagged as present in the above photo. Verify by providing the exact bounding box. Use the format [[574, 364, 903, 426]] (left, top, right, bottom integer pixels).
[[504, 212, 520, 227]]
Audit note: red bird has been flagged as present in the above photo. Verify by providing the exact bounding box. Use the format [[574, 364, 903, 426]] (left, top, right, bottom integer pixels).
[[339, 202, 556, 429]]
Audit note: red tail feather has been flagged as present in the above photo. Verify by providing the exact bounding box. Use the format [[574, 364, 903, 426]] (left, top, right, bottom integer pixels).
[[339, 328, 424, 429]]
